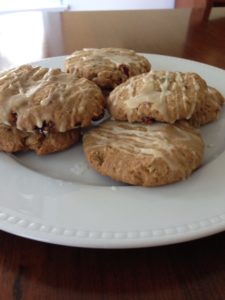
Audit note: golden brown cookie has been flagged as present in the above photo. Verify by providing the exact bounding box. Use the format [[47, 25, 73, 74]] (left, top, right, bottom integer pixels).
[[107, 70, 208, 124], [190, 86, 224, 126], [0, 64, 105, 133], [0, 124, 80, 155], [65, 48, 151, 89], [83, 120, 204, 186]]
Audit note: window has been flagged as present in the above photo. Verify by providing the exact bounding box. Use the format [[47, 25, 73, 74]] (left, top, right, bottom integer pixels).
[[68, 0, 175, 11], [0, 0, 68, 13]]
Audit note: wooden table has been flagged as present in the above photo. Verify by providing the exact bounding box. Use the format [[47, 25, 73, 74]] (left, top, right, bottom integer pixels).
[[0, 8, 225, 300]]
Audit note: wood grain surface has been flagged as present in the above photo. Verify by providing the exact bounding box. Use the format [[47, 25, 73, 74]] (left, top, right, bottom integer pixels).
[[0, 231, 225, 300], [0, 8, 225, 300]]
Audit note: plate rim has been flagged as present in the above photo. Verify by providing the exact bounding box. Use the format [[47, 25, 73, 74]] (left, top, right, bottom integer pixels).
[[0, 202, 225, 248]]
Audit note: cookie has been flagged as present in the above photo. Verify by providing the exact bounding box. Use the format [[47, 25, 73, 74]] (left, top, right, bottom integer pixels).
[[0, 64, 104, 133], [190, 86, 224, 126], [83, 120, 204, 186], [0, 124, 80, 155], [65, 48, 151, 89], [107, 70, 208, 124]]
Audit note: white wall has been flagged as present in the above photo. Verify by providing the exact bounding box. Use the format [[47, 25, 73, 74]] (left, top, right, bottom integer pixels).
[[68, 0, 175, 11]]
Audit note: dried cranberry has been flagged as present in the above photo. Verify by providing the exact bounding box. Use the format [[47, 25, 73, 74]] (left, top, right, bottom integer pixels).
[[142, 117, 154, 125], [119, 64, 129, 77]]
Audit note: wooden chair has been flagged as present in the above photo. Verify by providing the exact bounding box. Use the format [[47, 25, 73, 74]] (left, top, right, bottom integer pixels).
[[176, 0, 225, 22]]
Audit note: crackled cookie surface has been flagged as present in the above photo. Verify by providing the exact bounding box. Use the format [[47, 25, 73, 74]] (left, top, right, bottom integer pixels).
[[65, 48, 151, 89], [0, 124, 80, 155], [108, 70, 208, 124], [190, 86, 224, 126], [83, 120, 204, 186], [0, 64, 104, 133]]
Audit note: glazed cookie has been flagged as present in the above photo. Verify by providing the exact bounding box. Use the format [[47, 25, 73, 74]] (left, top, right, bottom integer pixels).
[[190, 86, 224, 126], [107, 70, 208, 124], [65, 48, 151, 89], [0, 124, 80, 155], [0, 64, 105, 133], [83, 120, 204, 186]]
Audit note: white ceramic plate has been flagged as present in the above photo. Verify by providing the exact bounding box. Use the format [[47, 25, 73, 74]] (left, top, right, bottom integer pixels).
[[0, 54, 225, 249]]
